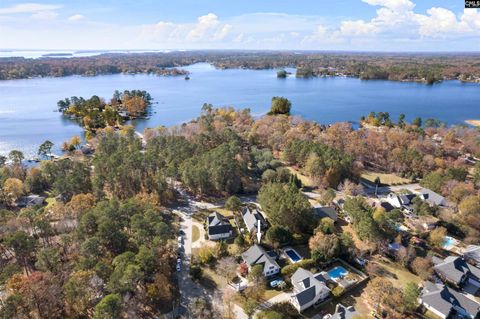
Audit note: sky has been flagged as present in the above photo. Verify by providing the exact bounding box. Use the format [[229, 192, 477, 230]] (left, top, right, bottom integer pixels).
[[0, 0, 479, 52]]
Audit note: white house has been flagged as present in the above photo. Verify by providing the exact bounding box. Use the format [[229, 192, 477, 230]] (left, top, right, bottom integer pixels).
[[241, 244, 280, 277], [207, 212, 233, 240], [290, 268, 331, 312]]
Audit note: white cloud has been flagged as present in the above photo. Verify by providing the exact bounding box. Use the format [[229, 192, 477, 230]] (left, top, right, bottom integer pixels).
[[142, 13, 232, 44], [68, 14, 85, 22], [362, 0, 415, 12], [214, 24, 232, 40], [339, 20, 378, 36], [0, 3, 61, 15], [303, 0, 480, 45], [187, 13, 220, 40], [31, 10, 58, 20]]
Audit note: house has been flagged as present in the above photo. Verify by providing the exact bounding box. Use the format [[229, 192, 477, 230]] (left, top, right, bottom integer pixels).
[[464, 245, 480, 266], [17, 194, 46, 208], [433, 256, 480, 290], [241, 244, 280, 277], [290, 268, 331, 312], [416, 187, 448, 207], [207, 212, 233, 241], [313, 205, 338, 222], [379, 201, 395, 212], [405, 215, 439, 232], [241, 207, 268, 233], [420, 282, 480, 319], [385, 192, 416, 210], [323, 304, 358, 319]]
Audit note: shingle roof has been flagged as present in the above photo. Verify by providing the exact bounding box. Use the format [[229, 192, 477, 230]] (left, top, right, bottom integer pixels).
[[330, 304, 358, 319], [434, 256, 480, 285], [291, 268, 330, 307], [241, 244, 279, 274], [241, 207, 267, 232], [465, 245, 480, 265], [421, 282, 480, 318], [207, 212, 232, 236], [313, 205, 338, 222], [418, 188, 447, 206]]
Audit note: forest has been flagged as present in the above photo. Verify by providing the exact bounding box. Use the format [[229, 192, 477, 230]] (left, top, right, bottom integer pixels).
[[1, 51, 479, 83], [57, 90, 152, 132], [1, 98, 480, 318]]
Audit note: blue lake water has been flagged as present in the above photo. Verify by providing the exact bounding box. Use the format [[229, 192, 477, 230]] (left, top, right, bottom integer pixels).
[[0, 63, 479, 157]]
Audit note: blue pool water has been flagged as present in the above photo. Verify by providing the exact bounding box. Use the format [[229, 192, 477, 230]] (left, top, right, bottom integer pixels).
[[442, 236, 455, 248], [328, 266, 348, 279], [285, 249, 302, 262]]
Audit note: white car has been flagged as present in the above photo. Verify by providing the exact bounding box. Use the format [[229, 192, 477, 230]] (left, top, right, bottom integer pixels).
[[178, 236, 183, 243]]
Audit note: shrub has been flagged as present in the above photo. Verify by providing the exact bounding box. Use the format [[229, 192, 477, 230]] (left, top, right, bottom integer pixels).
[[332, 286, 344, 298], [281, 259, 316, 276], [190, 265, 202, 280]]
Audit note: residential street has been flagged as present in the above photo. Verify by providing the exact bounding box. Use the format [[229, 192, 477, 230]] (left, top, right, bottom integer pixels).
[[175, 207, 213, 317]]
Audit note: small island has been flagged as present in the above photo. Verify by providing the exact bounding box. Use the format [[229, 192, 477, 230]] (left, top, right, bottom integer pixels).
[[57, 90, 152, 132]]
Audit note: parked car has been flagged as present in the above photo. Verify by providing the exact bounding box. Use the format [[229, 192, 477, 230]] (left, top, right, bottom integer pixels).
[[176, 262, 182, 272], [269, 279, 285, 288]]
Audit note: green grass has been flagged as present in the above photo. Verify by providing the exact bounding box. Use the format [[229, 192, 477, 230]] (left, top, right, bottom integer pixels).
[[263, 289, 282, 300], [286, 166, 315, 187], [45, 197, 56, 209], [192, 225, 200, 242], [211, 207, 235, 218], [372, 257, 421, 288], [361, 171, 412, 186]]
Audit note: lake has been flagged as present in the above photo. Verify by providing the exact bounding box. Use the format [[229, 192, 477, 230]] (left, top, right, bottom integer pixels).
[[0, 63, 479, 157]]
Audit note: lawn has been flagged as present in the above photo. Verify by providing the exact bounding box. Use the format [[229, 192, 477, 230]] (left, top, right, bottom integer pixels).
[[361, 171, 411, 186], [45, 197, 56, 209], [211, 207, 235, 218], [192, 225, 200, 242], [263, 289, 282, 300], [371, 256, 422, 289], [286, 166, 316, 188]]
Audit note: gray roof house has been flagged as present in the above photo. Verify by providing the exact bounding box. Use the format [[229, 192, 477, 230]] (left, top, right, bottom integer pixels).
[[417, 187, 448, 207], [420, 282, 480, 319], [433, 256, 480, 290], [17, 194, 46, 208], [241, 207, 268, 233], [464, 245, 480, 266], [241, 244, 280, 277], [313, 205, 338, 222], [207, 212, 233, 240], [290, 268, 331, 312], [323, 304, 358, 319]]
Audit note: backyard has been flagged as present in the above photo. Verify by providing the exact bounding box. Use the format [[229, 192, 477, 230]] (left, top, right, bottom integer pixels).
[[361, 171, 412, 186]]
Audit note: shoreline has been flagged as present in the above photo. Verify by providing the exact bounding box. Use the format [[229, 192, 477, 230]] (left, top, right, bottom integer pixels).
[[466, 120, 480, 127]]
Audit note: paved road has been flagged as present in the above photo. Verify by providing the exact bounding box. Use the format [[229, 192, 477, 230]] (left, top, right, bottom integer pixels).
[[175, 209, 213, 316]]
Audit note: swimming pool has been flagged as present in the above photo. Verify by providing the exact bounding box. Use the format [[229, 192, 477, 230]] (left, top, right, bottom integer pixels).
[[327, 266, 348, 280], [284, 248, 302, 263], [442, 236, 456, 249]]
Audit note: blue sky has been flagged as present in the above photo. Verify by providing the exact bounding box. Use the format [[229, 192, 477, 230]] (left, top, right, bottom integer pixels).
[[0, 0, 479, 51]]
